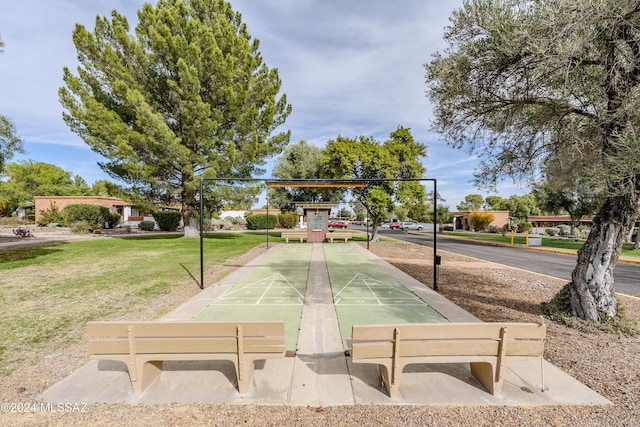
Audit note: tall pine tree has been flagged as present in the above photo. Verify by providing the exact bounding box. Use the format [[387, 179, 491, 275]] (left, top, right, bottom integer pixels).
[[60, 0, 291, 237]]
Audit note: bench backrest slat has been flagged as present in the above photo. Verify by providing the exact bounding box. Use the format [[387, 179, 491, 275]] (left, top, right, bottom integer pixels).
[[88, 321, 285, 338], [88, 321, 286, 356], [351, 323, 546, 341]]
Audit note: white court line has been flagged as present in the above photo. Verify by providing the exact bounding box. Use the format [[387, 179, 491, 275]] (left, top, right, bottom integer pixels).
[[255, 275, 276, 305], [333, 273, 428, 306]]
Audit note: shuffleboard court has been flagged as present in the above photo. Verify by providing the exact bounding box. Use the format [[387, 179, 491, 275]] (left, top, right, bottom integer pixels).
[[194, 244, 312, 351], [323, 244, 447, 349]]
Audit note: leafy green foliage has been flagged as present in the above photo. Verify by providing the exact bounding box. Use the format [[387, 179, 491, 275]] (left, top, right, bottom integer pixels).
[[153, 210, 182, 231], [470, 211, 495, 232], [0, 115, 24, 172], [322, 126, 426, 240], [63, 204, 112, 231], [269, 140, 342, 209], [545, 228, 560, 236], [138, 220, 155, 231], [59, 0, 291, 235], [278, 212, 298, 229], [425, 0, 640, 321], [517, 221, 532, 233], [457, 194, 483, 211], [0, 161, 89, 215], [245, 214, 277, 230], [37, 203, 65, 226]]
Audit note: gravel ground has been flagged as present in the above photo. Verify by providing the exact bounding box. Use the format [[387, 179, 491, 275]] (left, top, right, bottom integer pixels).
[[1, 239, 639, 426]]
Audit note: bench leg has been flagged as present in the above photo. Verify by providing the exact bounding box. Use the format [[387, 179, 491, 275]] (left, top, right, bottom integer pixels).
[[470, 361, 501, 395], [131, 359, 163, 393], [234, 358, 258, 394], [378, 362, 400, 398]]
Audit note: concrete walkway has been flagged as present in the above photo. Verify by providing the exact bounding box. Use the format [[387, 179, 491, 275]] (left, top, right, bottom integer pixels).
[[40, 243, 610, 406]]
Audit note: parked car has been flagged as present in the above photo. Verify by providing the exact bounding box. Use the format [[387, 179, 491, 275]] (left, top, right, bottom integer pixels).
[[389, 222, 402, 230], [401, 221, 423, 231], [328, 220, 349, 229], [380, 222, 391, 229]]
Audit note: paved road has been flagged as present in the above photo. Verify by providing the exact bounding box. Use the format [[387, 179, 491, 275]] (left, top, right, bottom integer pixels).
[[375, 229, 640, 298]]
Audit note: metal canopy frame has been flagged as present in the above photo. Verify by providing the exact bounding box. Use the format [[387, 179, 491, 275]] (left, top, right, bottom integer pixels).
[[198, 178, 439, 291]]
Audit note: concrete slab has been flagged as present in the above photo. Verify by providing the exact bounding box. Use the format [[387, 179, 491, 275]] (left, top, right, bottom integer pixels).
[[289, 354, 355, 406], [39, 242, 611, 407]]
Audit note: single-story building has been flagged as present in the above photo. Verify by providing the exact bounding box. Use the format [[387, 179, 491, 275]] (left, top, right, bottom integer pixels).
[[527, 215, 594, 229], [33, 196, 159, 227], [451, 210, 510, 231]]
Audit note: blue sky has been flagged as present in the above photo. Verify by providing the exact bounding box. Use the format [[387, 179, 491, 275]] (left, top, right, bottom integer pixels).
[[0, 0, 530, 209]]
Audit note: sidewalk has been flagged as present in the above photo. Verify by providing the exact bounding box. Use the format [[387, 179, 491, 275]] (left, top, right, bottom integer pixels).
[[39, 243, 610, 407]]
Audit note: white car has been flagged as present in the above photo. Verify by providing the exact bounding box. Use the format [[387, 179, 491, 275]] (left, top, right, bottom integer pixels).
[[401, 221, 423, 231]]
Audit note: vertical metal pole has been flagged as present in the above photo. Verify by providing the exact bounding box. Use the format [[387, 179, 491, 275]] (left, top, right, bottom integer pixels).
[[266, 197, 269, 250], [199, 179, 204, 290], [366, 207, 370, 250], [433, 179, 438, 291]]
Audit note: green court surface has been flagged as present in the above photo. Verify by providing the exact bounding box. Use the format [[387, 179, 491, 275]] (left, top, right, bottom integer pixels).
[[194, 245, 312, 351], [323, 245, 447, 349]]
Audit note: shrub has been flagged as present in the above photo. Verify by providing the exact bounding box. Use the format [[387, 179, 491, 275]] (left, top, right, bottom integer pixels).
[[558, 224, 571, 236], [138, 220, 155, 231], [69, 220, 95, 234], [487, 225, 502, 234], [470, 211, 495, 232], [245, 214, 278, 230], [64, 204, 110, 230], [153, 210, 182, 231], [545, 227, 560, 236], [517, 221, 532, 233], [278, 212, 298, 229], [442, 225, 454, 231], [105, 212, 120, 229], [37, 203, 65, 226]]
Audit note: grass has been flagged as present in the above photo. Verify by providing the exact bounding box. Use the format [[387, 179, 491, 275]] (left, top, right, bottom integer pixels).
[[443, 231, 640, 259], [0, 232, 271, 375]]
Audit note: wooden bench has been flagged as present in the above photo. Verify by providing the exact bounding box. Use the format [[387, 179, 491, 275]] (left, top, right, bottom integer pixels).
[[326, 232, 352, 243], [88, 320, 287, 394], [281, 231, 307, 243], [350, 322, 546, 397]]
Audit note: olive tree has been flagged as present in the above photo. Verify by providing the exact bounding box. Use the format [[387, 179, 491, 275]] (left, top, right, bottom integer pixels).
[[426, 0, 640, 323]]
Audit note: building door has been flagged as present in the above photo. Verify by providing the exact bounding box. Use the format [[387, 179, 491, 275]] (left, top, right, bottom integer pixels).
[[307, 211, 327, 243]]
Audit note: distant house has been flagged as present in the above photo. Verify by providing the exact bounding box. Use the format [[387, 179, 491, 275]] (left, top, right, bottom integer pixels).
[[33, 196, 159, 227], [527, 215, 594, 229], [451, 210, 510, 231]]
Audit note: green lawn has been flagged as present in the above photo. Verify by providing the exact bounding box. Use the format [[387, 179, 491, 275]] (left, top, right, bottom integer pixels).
[[443, 231, 640, 259], [0, 232, 273, 375]]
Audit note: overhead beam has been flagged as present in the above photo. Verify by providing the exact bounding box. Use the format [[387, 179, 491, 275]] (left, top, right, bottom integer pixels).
[[265, 179, 366, 188]]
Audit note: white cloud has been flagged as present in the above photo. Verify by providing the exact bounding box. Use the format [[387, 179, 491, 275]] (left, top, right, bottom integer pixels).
[[0, 0, 532, 201]]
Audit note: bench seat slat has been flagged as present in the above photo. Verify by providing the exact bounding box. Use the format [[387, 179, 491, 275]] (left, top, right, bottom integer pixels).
[[352, 339, 544, 359]]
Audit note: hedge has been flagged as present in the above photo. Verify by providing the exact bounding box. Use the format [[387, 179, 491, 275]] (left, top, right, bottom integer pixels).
[[153, 210, 182, 231], [63, 204, 120, 230], [278, 212, 298, 229], [245, 214, 278, 230]]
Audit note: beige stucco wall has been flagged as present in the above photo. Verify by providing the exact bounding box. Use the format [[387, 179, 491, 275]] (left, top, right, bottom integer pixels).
[[34, 196, 128, 222]]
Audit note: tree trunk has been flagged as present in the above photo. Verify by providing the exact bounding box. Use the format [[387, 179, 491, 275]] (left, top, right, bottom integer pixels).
[[182, 204, 199, 239], [370, 221, 379, 242], [568, 193, 640, 321], [635, 224, 640, 250]]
